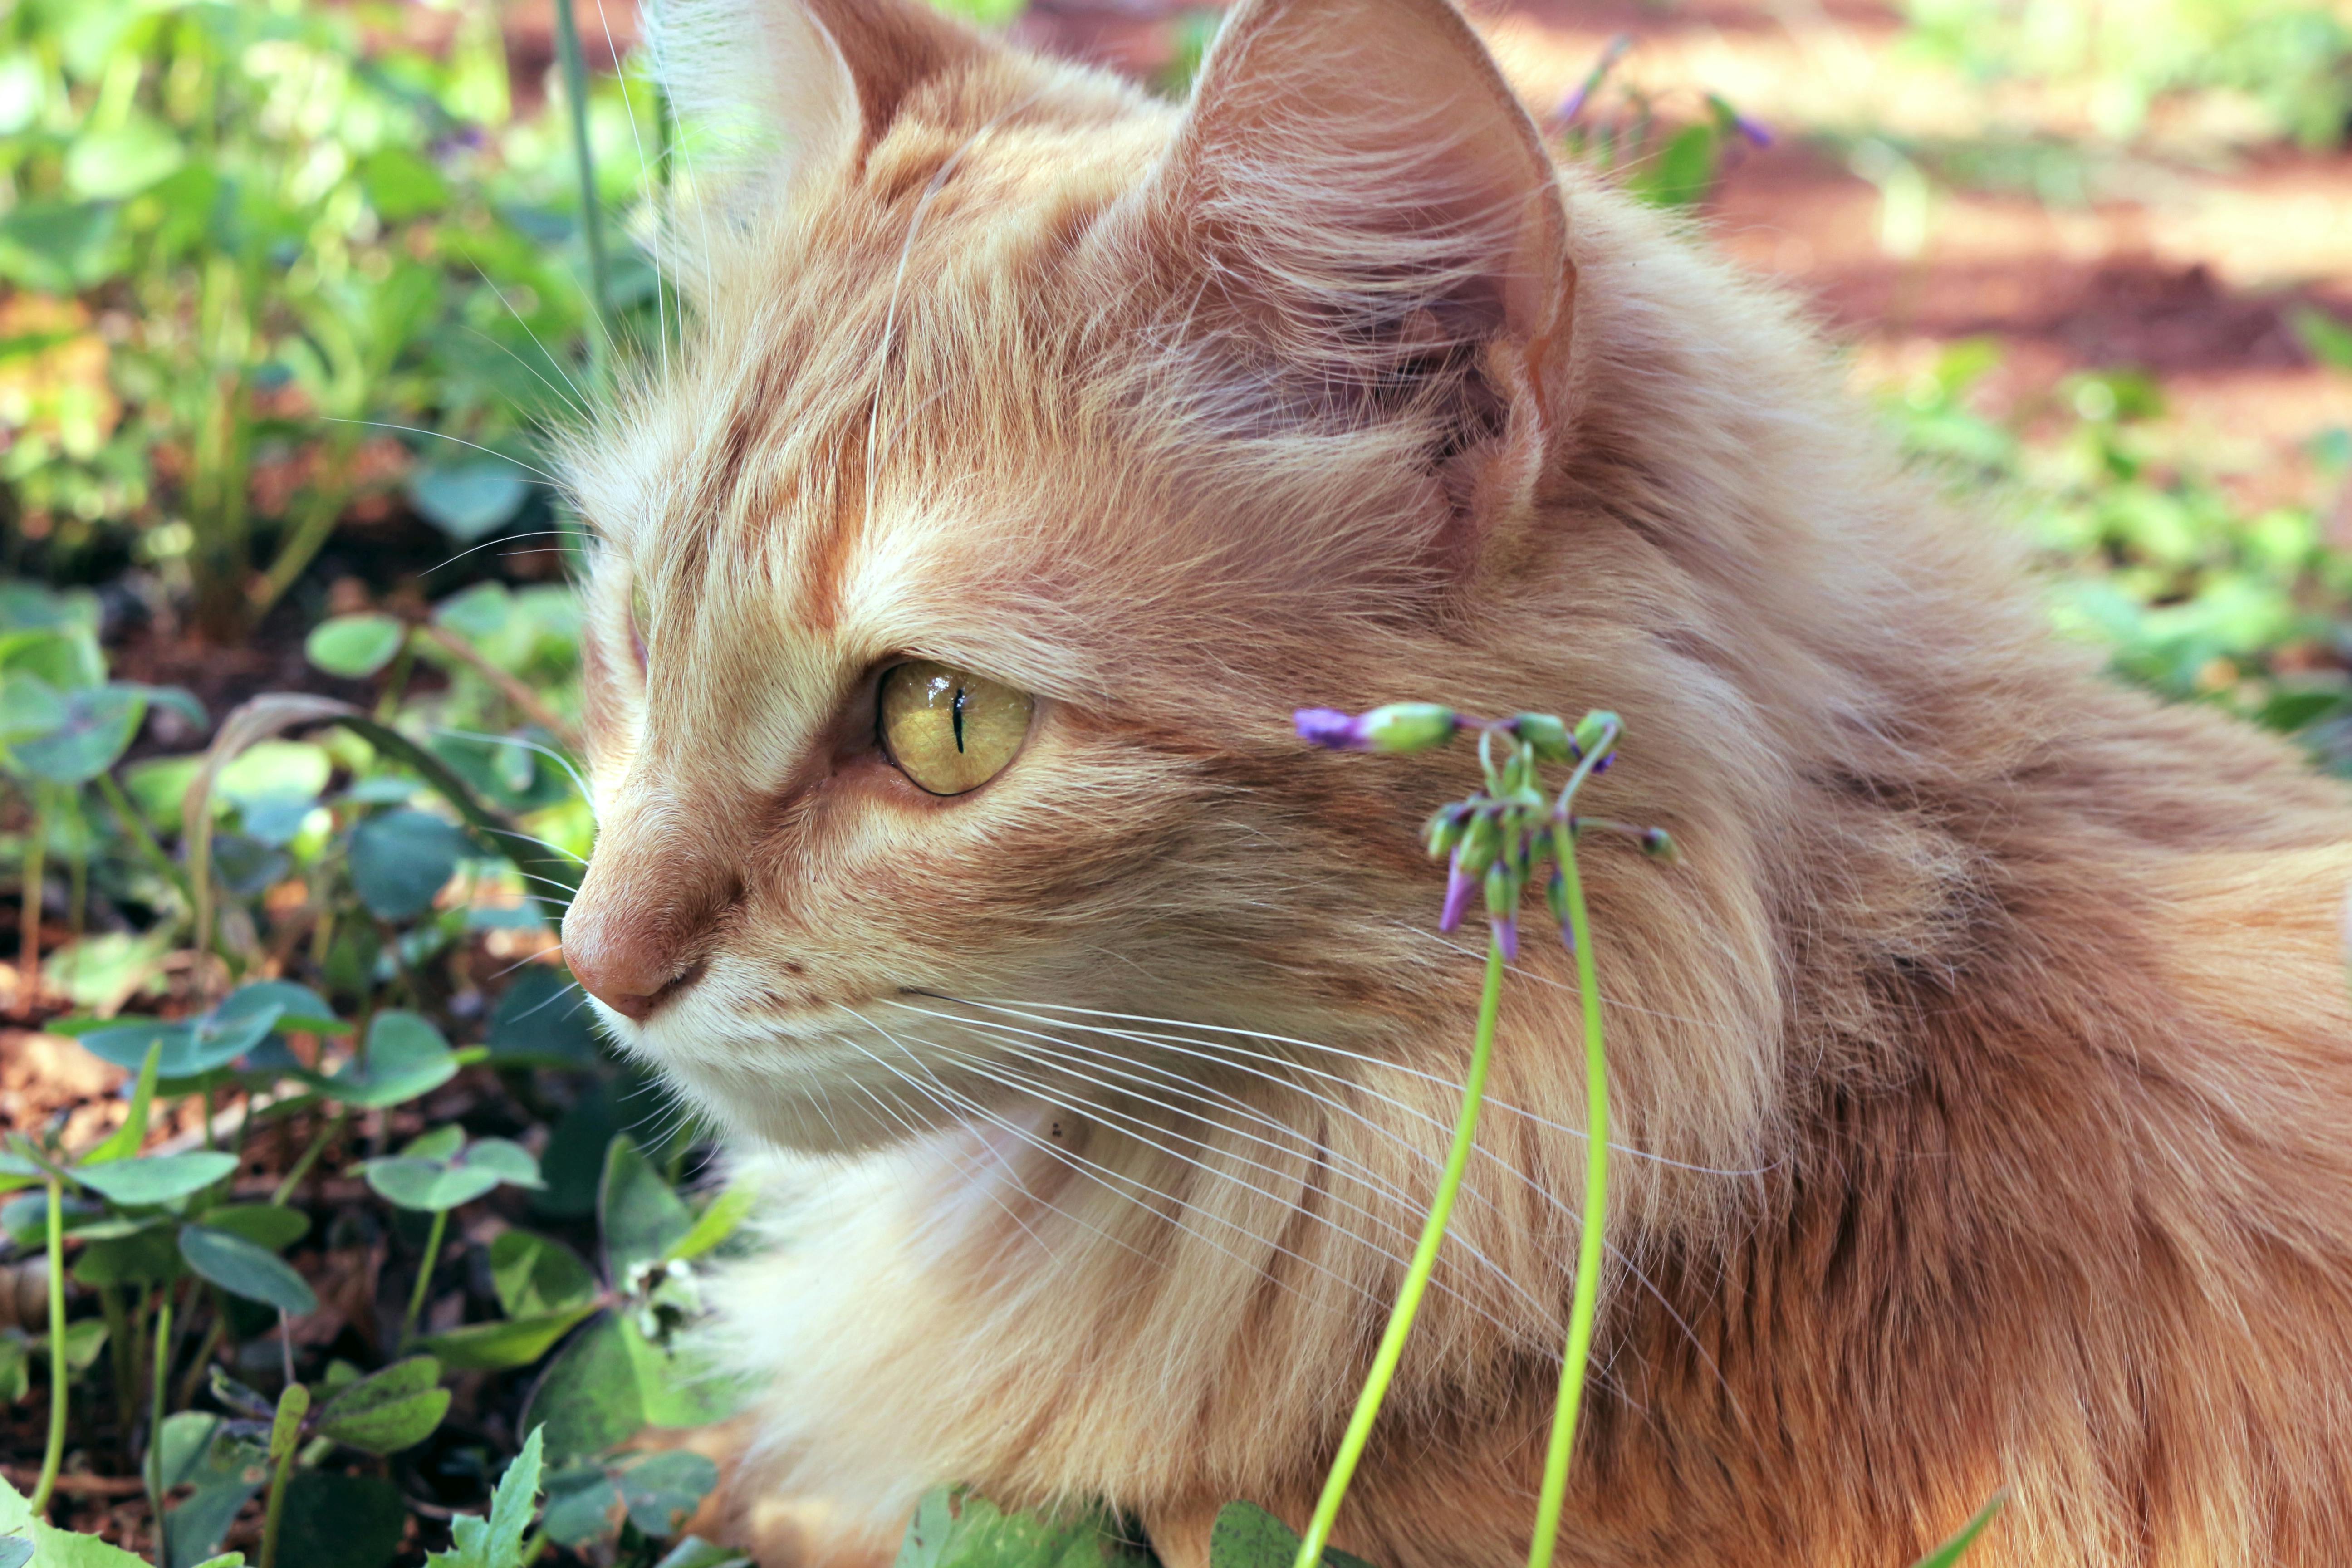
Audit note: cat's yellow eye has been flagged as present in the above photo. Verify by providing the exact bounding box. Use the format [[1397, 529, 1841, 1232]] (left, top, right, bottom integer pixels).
[[878, 660, 1033, 796]]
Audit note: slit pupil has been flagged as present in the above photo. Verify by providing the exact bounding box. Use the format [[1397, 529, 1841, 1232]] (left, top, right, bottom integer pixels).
[[952, 684, 967, 753]]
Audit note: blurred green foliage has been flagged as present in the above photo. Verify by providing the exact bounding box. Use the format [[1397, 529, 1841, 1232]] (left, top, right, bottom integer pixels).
[[1901, 0, 2352, 146], [1888, 338, 2352, 762], [0, 0, 664, 632]]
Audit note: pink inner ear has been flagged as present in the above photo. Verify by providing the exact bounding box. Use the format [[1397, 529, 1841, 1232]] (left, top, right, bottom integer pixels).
[[1167, 0, 1571, 351]]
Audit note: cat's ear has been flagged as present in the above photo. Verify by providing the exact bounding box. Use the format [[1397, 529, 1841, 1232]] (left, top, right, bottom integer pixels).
[[651, 0, 981, 221], [1152, 0, 1577, 441]]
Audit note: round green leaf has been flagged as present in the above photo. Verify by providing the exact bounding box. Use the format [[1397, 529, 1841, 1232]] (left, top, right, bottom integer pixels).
[[319, 1009, 456, 1108], [490, 1229, 598, 1318], [64, 115, 186, 199], [179, 1225, 318, 1315], [406, 461, 533, 543], [618, 1450, 719, 1539], [13, 683, 143, 783], [524, 1313, 644, 1464], [542, 1465, 622, 1548], [361, 1157, 501, 1213], [348, 808, 468, 921], [599, 1137, 691, 1283], [216, 740, 331, 810], [401, 1125, 466, 1163], [314, 1355, 450, 1455], [216, 979, 345, 1036], [416, 1303, 599, 1372], [83, 1003, 283, 1080], [466, 1137, 544, 1190], [74, 1152, 237, 1206], [304, 614, 406, 680]]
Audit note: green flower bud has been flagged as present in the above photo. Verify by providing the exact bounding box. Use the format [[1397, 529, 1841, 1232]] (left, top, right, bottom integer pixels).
[[1358, 703, 1460, 754], [1641, 826, 1681, 863], [1484, 860, 1519, 918], [1510, 712, 1575, 763], [1573, 710, 1621, 759], [1458, 811, 1503, 877], [1423, 802, 1473, 861], [1545, 866, 1569, 926]]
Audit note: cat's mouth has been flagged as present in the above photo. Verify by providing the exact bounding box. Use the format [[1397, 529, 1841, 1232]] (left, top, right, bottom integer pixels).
[[596, 976, 1051, 1156]]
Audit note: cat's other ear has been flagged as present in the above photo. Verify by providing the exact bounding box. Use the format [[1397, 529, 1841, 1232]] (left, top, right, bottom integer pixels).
[[1153, 0, 1576, 431], [650, 0, 982, 225]]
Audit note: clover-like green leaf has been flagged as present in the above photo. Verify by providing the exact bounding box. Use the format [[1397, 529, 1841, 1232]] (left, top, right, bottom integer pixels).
[[599, 1137, 691, 1284], [618, 1450, 720, 1539], [349, 808, 470, 921], [318, 1010, 458, 1108], [305, 614, 407, 679], [74, 1152, 237, 1206], [178, 1225, 317, 1316], [10, 681, 143, 784], [313, 1354, 450, 1455], [416, 1304, 599, 1372], [361, 1157, 501, 1214], [897, 1490, 1156, 1568], [490, 1230, 597, 1318]]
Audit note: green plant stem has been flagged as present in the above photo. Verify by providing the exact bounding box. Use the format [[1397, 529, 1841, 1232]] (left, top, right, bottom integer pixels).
[[401, 1207, 450, 1348], [28, 1178, 67, 1516], [146, 1294, 174, 1531], [20, 784, 49, 988], [1526, 823, 1611, 1568], [174, 1310, 225, 1413], [257, 1382, 310, 1568], [270, 1109, 348, 1205], [1293, 937, 1507, 1568], [94, 773, 193, 909], [551, 0, 613, 383], [99, 1284, 134, 1463]]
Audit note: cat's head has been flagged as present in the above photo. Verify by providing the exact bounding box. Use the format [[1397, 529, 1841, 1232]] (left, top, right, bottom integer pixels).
[[557, 0, 1755, 1158]]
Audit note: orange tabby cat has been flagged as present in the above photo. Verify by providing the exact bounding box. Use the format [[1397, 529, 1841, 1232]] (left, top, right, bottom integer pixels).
[[554, 0, 2352, 1563]]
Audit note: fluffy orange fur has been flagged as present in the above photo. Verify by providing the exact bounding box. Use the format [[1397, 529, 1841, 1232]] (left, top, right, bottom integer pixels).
[[555, 1, 2352, 1563]]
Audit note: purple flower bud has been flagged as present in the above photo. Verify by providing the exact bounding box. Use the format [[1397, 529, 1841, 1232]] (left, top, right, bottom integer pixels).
[[1735, 113, 1773, 148], [1491, 915, 1519, 960], [1294, 708, 1366, 750], [1591, 753, 1614, 774], [1553, 83, 1592, 126], [1439, 857, 1476, 932]]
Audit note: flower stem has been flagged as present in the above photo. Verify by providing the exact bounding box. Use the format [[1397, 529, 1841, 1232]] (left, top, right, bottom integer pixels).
[[551, 0, 613, 383], [28, 1178, 67, 1516], [146, 1294, 174, 1534], [1527, 822, 1611, 1568], [270, 1109, 348, 1207], [400, 1207, 450, 1349], [257, 1381, 310, 1568], [1293, 937, 1508, 1568]]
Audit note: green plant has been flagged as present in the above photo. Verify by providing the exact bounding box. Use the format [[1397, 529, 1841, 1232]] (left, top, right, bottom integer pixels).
[[1549, 38, 1769, 210], [0, 0, 669, 631], [1287, 703, 1673, 1568]]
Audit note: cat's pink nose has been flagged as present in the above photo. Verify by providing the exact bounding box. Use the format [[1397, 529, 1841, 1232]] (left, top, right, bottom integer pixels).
[[561, 813, 729, 1023], [560, 908, 676, 1023]]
